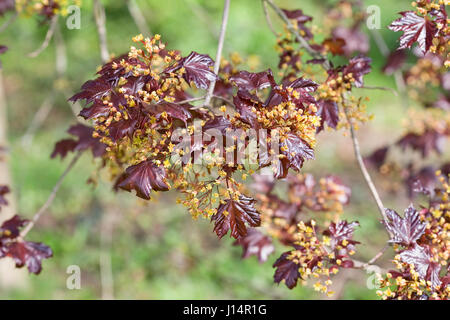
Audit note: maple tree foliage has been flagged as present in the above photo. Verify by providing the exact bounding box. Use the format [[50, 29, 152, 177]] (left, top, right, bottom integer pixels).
[[383, 205, 427, 247], [0, 214, 52, 274], [212, 195, 261, 239], [0, 0, 448, 299]]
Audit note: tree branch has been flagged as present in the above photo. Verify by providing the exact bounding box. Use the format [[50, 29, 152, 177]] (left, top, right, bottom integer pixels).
[[261, 0, 391, 238], [93, 0, 110, 63], [343, 106, 389, 224], [20, 152, 82, 238], [261, 0, 278, 37], [203, 0, 230, 108], [28, 16, 58, 58]]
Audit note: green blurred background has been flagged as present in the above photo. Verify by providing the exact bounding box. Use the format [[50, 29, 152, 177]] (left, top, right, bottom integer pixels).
[[0, 0, 425, 299]]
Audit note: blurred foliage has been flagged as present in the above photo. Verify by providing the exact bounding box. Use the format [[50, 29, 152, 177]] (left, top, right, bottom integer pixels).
[[0, 0, 419, 299]]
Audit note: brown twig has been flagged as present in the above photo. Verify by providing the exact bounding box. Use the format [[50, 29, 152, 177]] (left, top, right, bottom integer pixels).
[[343, 105, 389, 224], [203, 0, 230, 108], [93, 0, 110, 63], [28, 16, 58, 58], [262, 0, 389, 227], [20, 152, 82, 238], [367, 244, 389, 265], [261, 0, 278, 37]]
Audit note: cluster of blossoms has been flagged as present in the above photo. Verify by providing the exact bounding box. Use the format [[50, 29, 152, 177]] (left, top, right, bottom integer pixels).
[[1, 0, 445, 299], [54, 33, 323, 240], [273, 1, 373, 134], [378, 173, 449, 299], [272, 219, 359, 296], [366, 0, 449, 200], [51, 1, 376, 295], [237, 172, 357, 295]]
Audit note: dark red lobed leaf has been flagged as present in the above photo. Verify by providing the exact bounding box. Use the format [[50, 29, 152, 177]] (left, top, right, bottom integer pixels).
[[273, 250, 302, 289], [117, 160, 170, 200], [389, 11, 437, 54], [164, 51, 217, 89], [399, 244, 441, 288], [52, 124, 107, 159], [1, 241, 53, 275], [230, 70, 273, 91], [0, 215, 28, 239], [316, 99, 339, 132], [343, 55, 371, 88], [281, 133, 314, 171], [108, 118, 138, 142], [324, 220, 359, 251], [234, 228, 275, 263], [69, 78, 114, 104], [281, 9, 313, 40], [211, 195, 261, 239], [51, 139, 78, 159], [145, 101, 192, 125], [397, 130, 444, 158], [383, 205, 426, 246], [79, 99, 111, 120], [232, 90, 261, 128]]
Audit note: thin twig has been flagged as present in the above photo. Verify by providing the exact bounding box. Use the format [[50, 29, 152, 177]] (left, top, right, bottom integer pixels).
[[203, 0, 230, 108], [28, 16, 58, 58], [0, 12, 18, 33], [261, 0, 278, 37], [262, 0, 388, 224], [93, 0, 109, 63], [367, 244, 389, 265], [351, 259, 386, 274], [358, 85, 398, 96], [177, 95, 206, 105], [343, 106, 389, 223], [20, 152, 82, 238], [127, 0, 152, 37]]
